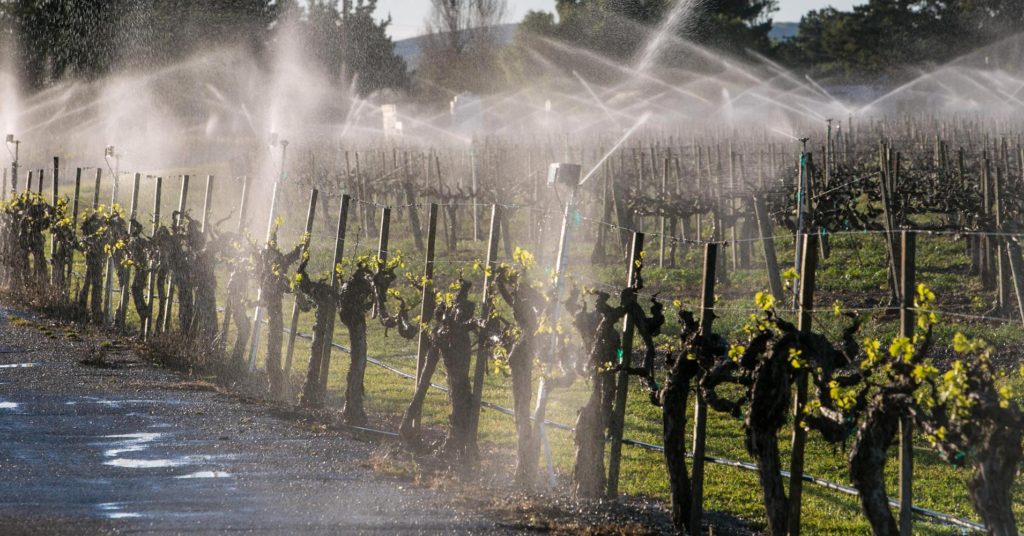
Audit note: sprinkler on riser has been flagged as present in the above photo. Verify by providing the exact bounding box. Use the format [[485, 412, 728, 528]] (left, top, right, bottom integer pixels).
[[794, 136, 810, 308], [248, 134, 289, 371], [103, 145, 122, 324], [5, 134, 19, 196], [536, 161, 582, 489]]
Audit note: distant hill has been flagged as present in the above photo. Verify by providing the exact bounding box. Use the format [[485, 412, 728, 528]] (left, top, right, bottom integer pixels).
[[769, 22, 799, 42], [394, 23, 518, 70], [394, 21, 801, 69]]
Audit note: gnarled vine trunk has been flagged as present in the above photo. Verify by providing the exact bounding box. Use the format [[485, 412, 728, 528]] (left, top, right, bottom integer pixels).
[[226, 270, 250, 371], [508, 341, 537, 487], [572, 370, 610, 498], [745, 352, 791, 536], [968, 425, 1022, 536], [264, 292, 287, 400], [849, 398, 901, 536], [341, 314, 368, 424], [298, 282, 337, 409], [661, 355, 699, 533]]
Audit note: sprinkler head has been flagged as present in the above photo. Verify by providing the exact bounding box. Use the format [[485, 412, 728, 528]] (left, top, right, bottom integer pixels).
[[547, 163, 581, 189], [4, 134, 13, 144], [105, 145, 115, 158]]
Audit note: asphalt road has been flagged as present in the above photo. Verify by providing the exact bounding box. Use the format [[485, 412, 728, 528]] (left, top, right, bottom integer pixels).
[[0, 311, 507, 535]]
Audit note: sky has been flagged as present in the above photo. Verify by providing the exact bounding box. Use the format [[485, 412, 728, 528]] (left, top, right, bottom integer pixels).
[[374, 0, 864, 41]]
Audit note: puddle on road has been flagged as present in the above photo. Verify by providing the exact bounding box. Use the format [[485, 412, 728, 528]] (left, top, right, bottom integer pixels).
[[105, 458, 192, 469], [106, 512, 142, 519], [176, 471, 231, 479], [96, 502, 142, 520], [0, 362, 39, 369], [98, 433, 164, 457], [104, 445, 148, 457], [104, 453, 232, 469], [105, 433, 163, 441]]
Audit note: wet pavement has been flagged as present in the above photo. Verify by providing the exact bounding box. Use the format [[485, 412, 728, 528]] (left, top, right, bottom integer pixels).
[[0, 313, 507, 535]]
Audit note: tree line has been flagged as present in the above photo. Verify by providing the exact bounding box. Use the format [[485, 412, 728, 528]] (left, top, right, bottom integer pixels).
[[0, 0, 408, 96], [2, 0, 1023, 113]]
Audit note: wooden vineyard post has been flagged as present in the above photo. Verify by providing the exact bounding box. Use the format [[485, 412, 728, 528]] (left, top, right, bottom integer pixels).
[[416, 204, 438, 383], [469, 204, 501, 448], [898, 230, 916, 535], [1006, 239, 1024, 326], [201, 175, 214, 232], [674, 157, 689, 256], [371, 207, 392, 338], [317, 194, 350, 393], [114, 173, 140, 329], [606, 232, 644, 498], [660, 156, 668, 268], [283, 188, 318, 375], [591, 161, 609, 262], [471, 147, 480, 242], [696, 146, 704, 241], [690, 242, 718, 533], [994, 166, 1010, 311], [93, 168, 102, 209], [878, 152, 900, 305], [787, 234, 818, 536], [377, 206, 391, 263], [401, 152, 424, 253], [405, 203, 439, 434], [161, 175, 189, 333], [355, 152, 374, 239], [435, 154, 450, 249], [143, 176, 162, 339], [981, 159, 994, 290], [49, 158, 59, 265], [67, 168, 81, 288], [753, 195, 784, 300], [499, 202, 513, 260]]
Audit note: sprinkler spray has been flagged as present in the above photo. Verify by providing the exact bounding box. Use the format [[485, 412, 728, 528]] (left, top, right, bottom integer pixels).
[[248, 134, 289, 371]]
